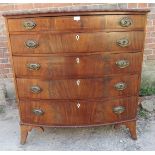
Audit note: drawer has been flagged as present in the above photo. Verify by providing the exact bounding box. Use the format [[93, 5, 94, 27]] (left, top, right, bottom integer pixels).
[[7, 15, 146, 32], [7, 17, 52, 32], [105, 15, 146, 30], [10, 31, 144, 54], [13, 52, 143, 79], [16, 75, 139, 99], [19, 97, 138, 126], [54, 15, 106, 31], [7, 16, 105, 32]]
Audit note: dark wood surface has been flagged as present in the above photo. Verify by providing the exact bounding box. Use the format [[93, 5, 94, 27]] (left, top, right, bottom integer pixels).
[[4, 10, 149, 143], [13, 52, 143, 79], [17, 75, 139, 99], [19, 97, 137, 126], [8, 15, 146, 32], [10, 31, 144, 54]]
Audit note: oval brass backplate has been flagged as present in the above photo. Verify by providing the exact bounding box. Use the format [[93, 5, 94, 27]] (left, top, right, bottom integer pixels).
[[116, 38, 129, 47], [32, 109, 44, 116], [113, 106, 125, 114], [27, 63, 41, 70], [116, 60, 129, 68], [25, 40, 39, 48], [119, 17, 132, 27], [23, 20, 36, 30], [30, 86, 42, 94], [114, 82, 127, 91]]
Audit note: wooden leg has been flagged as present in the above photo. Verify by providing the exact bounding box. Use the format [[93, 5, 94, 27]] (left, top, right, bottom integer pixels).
[[20, 124, 44, 145], [20, 125, 32, 145], [124, 120, 137, 140]]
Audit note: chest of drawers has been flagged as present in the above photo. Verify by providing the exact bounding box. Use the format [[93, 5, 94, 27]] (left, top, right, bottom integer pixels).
[[3, 9, 149, 144]]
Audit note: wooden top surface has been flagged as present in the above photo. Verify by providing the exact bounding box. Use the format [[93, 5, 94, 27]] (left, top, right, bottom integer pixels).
[[3, 5, 150, 18]]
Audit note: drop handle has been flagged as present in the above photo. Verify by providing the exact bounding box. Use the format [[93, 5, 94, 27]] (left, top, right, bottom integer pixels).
[[116, 38, 129, 47], [116, 60, 129, 68], [113, 106, 125, 114], [30, 85, 42, 94], [25, 40, 39, 48], [23, 20, 36, 30], [32, 109, 44, 116], [119, 17, 132, 27], [27, 63, 41, 70], [114, 82, 127, 91]]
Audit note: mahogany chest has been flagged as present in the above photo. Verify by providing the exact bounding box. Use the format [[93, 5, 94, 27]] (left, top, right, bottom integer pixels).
[[3, 9, 149, 144]]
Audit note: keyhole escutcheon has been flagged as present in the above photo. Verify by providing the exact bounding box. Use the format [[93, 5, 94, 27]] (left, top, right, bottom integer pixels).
[[76, 35, 80, 40]]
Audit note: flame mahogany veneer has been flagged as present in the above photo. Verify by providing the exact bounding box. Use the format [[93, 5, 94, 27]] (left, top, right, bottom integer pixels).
[[3, 9, 149, 144]]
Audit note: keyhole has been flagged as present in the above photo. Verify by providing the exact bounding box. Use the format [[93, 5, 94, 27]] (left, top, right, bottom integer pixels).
[[76, 58, 80, 64], [76, 80, 80, 86], [77, 102, 80, 108], [76, 35, 80, 40]]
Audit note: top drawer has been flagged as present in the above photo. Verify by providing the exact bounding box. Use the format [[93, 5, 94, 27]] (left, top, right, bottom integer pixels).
[[7, 15, 146, 32]]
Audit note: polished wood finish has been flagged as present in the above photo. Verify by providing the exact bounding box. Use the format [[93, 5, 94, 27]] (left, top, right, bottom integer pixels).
[[17, 75, 139, 99], [19, 97, 137, 126], [4, 10, 149, 144], [10, 31, 144, 54], [13, 52, 142, 79], [8, 15, 146, 32]]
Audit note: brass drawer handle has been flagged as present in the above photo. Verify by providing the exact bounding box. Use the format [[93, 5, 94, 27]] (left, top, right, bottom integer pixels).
[[116, 38, 129, 47], [116, 60, 129, 68], [115, 82, 127, 91], [113, 106, 125, 114], [27, 63, 41, 70], [30, 86, 42, 94], [32, 109, 44, 116], [25, 40, 39, 48], [23, 20, 36, 30], [119, 17, 132, 27]]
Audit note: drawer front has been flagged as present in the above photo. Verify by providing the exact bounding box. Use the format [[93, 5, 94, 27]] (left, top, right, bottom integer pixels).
[[8, 16, 105, 32], [10, 31, 144, 54], [13, 52, 142, 79], [7, 18, 53, 32], [20, 97, 138, 126], [17, 75, 139, 99], [54, 15, 106, 31], [7, 15, 145, 32], [105, 15, 146, 30]]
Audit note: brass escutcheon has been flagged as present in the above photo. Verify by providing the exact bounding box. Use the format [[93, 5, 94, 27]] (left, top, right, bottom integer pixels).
[[119, 17, 132, 27], [23, 20, 36, 30]]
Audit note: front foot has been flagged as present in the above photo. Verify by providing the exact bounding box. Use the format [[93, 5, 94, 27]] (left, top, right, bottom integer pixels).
[[114, 120, 137, 140], [125, 120, 137, 140], [20, 124, 44, 144]]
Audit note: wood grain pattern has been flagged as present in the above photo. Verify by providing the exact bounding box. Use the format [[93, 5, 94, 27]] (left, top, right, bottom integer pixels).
[[19, 97, 138, 126], [20, 125, 44, 144], [3, 10, 149, 142], [7, 15, 146, 32], [10, 31, 144, 54], [16, 75, 139, 99], [13, 52, 143, 79]]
